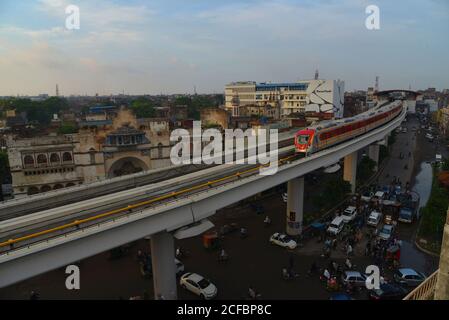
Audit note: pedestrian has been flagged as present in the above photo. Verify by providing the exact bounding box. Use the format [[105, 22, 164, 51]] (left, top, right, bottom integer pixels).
[[289, 255, 295, 270], [331, 260, 338, 273], [264, 216, 271, 226], [248, 286, 255, 298], [365, 244, 370, 256], [219, 249, 228, 262], [309, 261, 318, 275], [323, 268, 331, 281], [346, 244, 353, 257], [137, 250, 145, 263]]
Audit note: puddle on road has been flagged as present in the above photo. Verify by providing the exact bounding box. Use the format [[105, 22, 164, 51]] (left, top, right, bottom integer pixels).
[[413, 162, 432, 209], [399, 162, 437, 274], [400, 240, 437, 275]]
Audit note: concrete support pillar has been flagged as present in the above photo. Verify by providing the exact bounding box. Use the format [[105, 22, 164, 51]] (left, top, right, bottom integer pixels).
[[368, 144, 380, 172], [150, 231, 177, 300], [343, 152, 358, 194], [286, 176, 304, 236], [435, 210, 449, 300]]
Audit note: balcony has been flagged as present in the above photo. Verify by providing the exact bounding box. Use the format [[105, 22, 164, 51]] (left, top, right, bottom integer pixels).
[[403, 269, 438, 300]]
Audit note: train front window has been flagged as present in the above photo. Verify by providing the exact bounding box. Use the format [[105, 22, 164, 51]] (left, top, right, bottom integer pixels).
[[297, 135, 310, 144]]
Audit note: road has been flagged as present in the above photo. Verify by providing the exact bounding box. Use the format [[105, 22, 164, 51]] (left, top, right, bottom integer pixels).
[[0, 114, 441, 300]]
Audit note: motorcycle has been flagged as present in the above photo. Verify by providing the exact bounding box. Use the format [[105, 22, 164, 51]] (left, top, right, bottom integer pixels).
[[326, 277, 340, 292], [282, 268, 299, 280]]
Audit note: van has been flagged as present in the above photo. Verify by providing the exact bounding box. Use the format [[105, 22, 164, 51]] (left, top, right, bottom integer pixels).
[[327, 216, 345, 236], [367, 211, 382, 227]]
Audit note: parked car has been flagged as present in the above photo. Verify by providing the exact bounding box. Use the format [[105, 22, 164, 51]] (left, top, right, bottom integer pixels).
[[361, 191, 373, 202], [367, 211, 382, 227], [368, 283, 408, 300], [393, 268, 426, 288], [402, 127, 407, 133], [378, 224, 395, 241], [372, 191, 386, 203], [180, 273, 218, 299], [341, 206, 357, 223], [269, 232, 297, 249], [327, 216, 345, 236], [398, 207, 415, 223], [341, 271, 367, 287]]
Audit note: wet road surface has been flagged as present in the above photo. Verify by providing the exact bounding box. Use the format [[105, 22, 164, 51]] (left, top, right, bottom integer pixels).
[[0, 115, 441, 300]]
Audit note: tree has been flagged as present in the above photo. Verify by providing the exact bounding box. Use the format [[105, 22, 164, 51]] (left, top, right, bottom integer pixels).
[[130, 98, 156, 118], [174, 95, 217, 120], [9, 97, 69, 125], [357, 156, 376, 185], [0, 151, 11, 200], [442, 158, 449, 171], [312, 176, 351, 210], [58, 123, 78, 134]]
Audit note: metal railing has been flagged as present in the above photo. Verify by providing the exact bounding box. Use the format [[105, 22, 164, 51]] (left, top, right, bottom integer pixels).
[[403, 269, 439, 300]]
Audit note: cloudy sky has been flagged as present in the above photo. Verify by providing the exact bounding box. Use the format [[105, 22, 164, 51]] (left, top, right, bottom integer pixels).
[[0, 0, 448, 96]]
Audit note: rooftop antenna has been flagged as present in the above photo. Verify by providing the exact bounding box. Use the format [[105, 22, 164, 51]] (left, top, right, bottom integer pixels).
[[375, 76, 379, 92]]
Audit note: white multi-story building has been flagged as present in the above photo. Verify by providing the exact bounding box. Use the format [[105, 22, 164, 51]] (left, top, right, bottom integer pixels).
[[225, 79, 345, 118]]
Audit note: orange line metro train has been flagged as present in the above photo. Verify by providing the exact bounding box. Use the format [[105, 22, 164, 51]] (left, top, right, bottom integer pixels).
[[294, 100, 403, 154]]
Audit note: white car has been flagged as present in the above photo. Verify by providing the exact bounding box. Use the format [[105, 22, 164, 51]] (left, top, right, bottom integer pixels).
[[367, 211, 382, 227], [327, 216, 345, 236], [341, 206, 357, 223], [269, 232, 297, 249], [180, 273, 217, 300], [361, 191, 373, 202]]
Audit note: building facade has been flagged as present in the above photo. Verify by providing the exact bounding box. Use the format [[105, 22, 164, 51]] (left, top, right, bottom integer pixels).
[[6, 107, 172, 198], [438, 106, 449, 137], [225, 79, 345, 119]]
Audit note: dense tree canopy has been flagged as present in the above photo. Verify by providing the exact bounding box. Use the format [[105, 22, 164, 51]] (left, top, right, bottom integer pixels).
[[312, 175, 351, 210], [174, 95, 221, 120], [130, 98, 156, 118], [1, 97, 69, 125]]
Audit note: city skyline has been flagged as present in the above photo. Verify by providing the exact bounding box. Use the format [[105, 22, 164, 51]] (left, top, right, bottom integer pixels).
[[0, 0, 448, 96]]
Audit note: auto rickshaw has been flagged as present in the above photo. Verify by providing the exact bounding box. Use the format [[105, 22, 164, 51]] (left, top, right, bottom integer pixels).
[[386, 244, 401, 268], [202, 231, 221, 250]]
